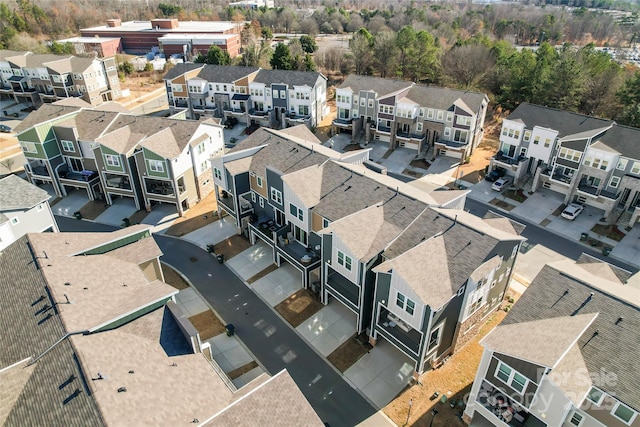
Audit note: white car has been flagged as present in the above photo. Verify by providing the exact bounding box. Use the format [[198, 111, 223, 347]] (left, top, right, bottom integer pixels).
[[491, 178, 511, 192], [561, 203, 584, 220]]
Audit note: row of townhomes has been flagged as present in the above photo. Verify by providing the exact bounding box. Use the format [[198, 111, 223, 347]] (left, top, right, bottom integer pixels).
[[0, 50, 121, 106], [332, 75, 489, 160], [492, 103, 640, 227], [464, 255, 639, 427], [211, 124, 526, 376], [14, 101, 224, 216], [163, 63, 329, 128], [0, 174, 58, 250], [0, 226, 323, 426]]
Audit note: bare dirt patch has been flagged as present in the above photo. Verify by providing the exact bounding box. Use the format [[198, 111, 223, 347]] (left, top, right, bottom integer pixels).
[[189, 310, 226, 341], [327, 333, 372, 373], [274, 289, 323, 328], [213, 235, 252, 260], [488, 198, 516, 211], [246, 263, 279, 284], [161, 263, 190, 290], [165, 192, 218, 237], [410, 159, 431, 170], [227, 361, 259, 380], [591, 224, 626, 242], [79, 200, 109, 220]]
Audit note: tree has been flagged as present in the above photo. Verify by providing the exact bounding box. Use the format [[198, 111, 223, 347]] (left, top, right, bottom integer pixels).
[[158, 3, 182, 17], [49, 41, 73, 54], [405, 30, 440, 83], [349, 28, 374, 75], [442, 44, 495, 89], [119, 61, 134, 75], [616, 71, 640, 127], [261, 27, 273, 40], [373, 32, 398, 78], [270, 43, 293, 70], [303, 53, 316, 71], [195, 45, 231, 65], [299, 35, 318, 53], [396, 26, 416, 78]]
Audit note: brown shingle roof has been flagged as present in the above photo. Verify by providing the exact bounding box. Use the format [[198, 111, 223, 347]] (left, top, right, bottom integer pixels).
[[0, 174, 50, 210]]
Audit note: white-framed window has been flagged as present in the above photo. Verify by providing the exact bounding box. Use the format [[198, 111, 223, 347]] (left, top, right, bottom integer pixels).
[[256, 176, 263, 187], [353, 96, 358, 105], [456, 286, 466, 296], [609, 176, 621, 188], [419, 108, 424, 117], [416, 122, 423, 132], [10, 217, 19, 225], [36, 203, 44, 212], [495, 361, 528, 394], [171, 84, 183, 92], [280, 90, 286, 99], [533, 136, 540, 145], [61, 140, 75, 152], [427, 322, 444, 352], [569, 411, 584, 426], [259, 197, 264, 208], [611, 402, 638, 425], [558, 147, 581, 162], [213, 167, 222, 180], [251, 192, 256, 203], [337, 250, 352, 271], [270, 188, 282, 204], [322, 218, 330, 228], [523, 131, 531, 142], [444, 128, 451, 137], [105, 154, 120, 167], [427, 109, 434, 119], [197, 142, 205, 155], [456, 115, 472, 126], [544, 138, 551, 148], [148, 159, 164, 173], [631, 162, 640, 175], [395, 291, 416, 315], [617, 158, 628, 170], [21, 142, 37, 153], [289, 203, 303, 221], [368, 99, 374, 108], [586, 386, 605, 405], [446, 112, 453, 122], [360, 98, 365, 106]]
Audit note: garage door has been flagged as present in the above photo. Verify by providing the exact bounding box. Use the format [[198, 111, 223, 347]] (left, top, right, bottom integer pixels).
[[398, 141, 419, 150], [441, 149, 463, 159], [375, 134, 390, 143]]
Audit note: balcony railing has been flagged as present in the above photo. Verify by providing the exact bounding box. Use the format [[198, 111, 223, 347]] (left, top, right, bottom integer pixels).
[[376, 308, 421, 357], [277, 231, 320, 269], [475, 380, 547, 427], [105, 174, 132, 190], [286, 113, 311, 123], [435, 136, 467, 148], [59, 169, 99, 183], [494, 152, 528, 166], [174, 101, 188, 108], [550, 173, 573, 185], [396, 131, 425, 141], [332, 118, 353, 127], [376, 125, 391, 134], [25, 162, 50, 177]]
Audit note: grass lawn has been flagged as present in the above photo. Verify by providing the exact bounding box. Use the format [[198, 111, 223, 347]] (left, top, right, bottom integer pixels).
[[165, 192, 217, 237], [161, 263, 190, 290], [274, 289, 324, 328], [327, 333, 372, 372], [384, 297, 520, 427], [188, 310, 226, 341]]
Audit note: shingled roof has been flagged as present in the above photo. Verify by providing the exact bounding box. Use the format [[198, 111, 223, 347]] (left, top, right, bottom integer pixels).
[[0, 174, 50, 210], [162, 62, 204, 81], [196, 64, 258, 83], [500, 260, 640, 411], [338, 75, 412, 97], [253, 68, 325, 88]]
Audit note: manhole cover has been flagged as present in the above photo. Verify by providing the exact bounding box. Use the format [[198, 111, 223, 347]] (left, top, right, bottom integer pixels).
[[189, 256, 198, 263]]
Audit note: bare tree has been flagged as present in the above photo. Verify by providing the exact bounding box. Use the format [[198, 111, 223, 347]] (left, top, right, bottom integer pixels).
[[442, 44, 495, 89]]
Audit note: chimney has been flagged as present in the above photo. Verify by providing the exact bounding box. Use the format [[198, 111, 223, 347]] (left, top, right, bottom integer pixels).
[[106, 19, 121, 28]]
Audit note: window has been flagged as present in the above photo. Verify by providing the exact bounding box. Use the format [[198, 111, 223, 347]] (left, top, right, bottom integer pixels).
[[251, 192, 256, 203], [569, 412, 584, 426], [395, 292, 405, 308], [10, 217, 19, 225], [256, 176, 263, 187], [368, 99, 374, 108], [559, 147, 581, 162], [272, 90, 278, 98], [298, 105, 309, 116], [197, 142, 205, 155], [446, 112, 453, 122], [609, 176, 621, 188], [270, 188, 282, 204], [444, 128, 451, 137], [416, 122, 423, 132], [544, 138, 551, 148], [437, 111, 444, 121], [612, 402, 637, 425], [617, 159, 628, 170], [21, 142, 37, 153], [511, 245, 518, 259], [61, 140, 75, 152], [378, 105, 394, 114], [148, 160, 164, 173], [419, 108, 424, 117], [36, 203, 44, 212], [337, 250, 352, 271], [586, 387, 605, 405], [427, 109, 434, 119], [322, 218, 330, 228], [213, 167, 222, 180], [427, 323, 444, 352], [360, 98, 365, 106], [533, 136, 540, 145], [406, 299, 415, 315], [353, 96, 358, 105], [259, 197, 264, 208], [631, 162, 640, 175], [289, 203, 303, 221], [280, 91, 286, 99], [105, 154, 120, 167], [456, 115, 471, 126], [523, 131, 531, 142], [395, 292, 416, 315], [495, 361, 529, 394]]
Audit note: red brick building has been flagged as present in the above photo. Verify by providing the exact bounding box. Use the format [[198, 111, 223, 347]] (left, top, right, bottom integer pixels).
[[57, 37, 122, 58]]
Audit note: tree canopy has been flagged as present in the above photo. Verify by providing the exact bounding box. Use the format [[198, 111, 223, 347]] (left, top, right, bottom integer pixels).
[[195, 45, 231, 65]]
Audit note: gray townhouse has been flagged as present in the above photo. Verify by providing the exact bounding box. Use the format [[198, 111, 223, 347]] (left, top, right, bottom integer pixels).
[[332, 75, 489, 160], [14, 103, 224, 216], [464, 255, 639, 427], [0, 227, 322, 426], [211, 124, 526, 379], [491, 103, 640, 227], [164, 64, 328, 128], [0, 50, 121, 106]]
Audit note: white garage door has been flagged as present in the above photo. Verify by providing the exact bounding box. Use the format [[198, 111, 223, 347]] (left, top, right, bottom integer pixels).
[[398, 141, 419, 150]]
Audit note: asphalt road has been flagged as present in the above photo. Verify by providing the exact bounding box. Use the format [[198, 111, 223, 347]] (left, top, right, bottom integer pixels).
[[56, 216, 379, 427], [464, 198, 639, 274]]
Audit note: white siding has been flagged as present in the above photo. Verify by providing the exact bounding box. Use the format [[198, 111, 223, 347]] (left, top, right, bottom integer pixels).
[[0, 205, 57, 249], [172, 147, 192, 177], [331, 235, 359, 284], [464, 349, 494, 421], [528, 127, 558, 163], [282, 180, 310, 231], [389, 273, 425, 331], [210, 156, 227, 190], [529, 376, 574, 426], [0, 222, 15, 251], [79, 141, 96, 159]]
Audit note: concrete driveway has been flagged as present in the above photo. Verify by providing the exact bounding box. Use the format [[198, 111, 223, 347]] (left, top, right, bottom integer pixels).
[[225, 240, 273, 281], [251, 262, 302, 306], [468, 179, 500, 203], [181, 216, 236, 248], [546, 204, 604, 242], [51, 189, 89, 217], [142, 203, 178, 233], [296, 301, 356, 357], [95, 196, 137, 226], [344, 340, 414, 409], [610, 223, 640, 268], [511, 188, 563, 225]]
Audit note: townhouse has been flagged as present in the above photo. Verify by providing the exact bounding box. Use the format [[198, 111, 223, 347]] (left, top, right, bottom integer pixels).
[[212, 124, 525, 378], [492, 103, 640, 226], [14, 104, 224, 216], [332, 75, 488, 159], [0, 50, 121, 106], [0, 174, 58, 250], [164, 64, 328, 128], [0, 227, 322, 426], [464, 255, 639, 427]]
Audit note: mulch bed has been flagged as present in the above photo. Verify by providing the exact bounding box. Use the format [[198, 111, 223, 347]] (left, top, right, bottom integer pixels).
[[274, 289, 324, 328], [343, 143, 362, 152], [79, 200, 109, 220], [591, 224, 626, 242], [189, 310, 226, 341], [128, 209, 150, 225], [227, 361, 259, 380], [410, 159, 431, 170], [213, 235, 252, 259], [489, 198, 516, 211], [402, 168, 423, 178], [504, 189, 528, 203], [247, 263, 279, 284], [327, 333, 372, 373], [161, 264, 190, 290]]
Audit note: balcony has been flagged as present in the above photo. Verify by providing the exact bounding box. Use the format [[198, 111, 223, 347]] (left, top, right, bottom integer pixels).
[[396, 131, 425, 142], [173, 100, 188, 108], [276, 230, 320, 270], [550, 172, 573, 185], [188, 89, 208, 99], [326, 269, 359, 308], [475, 380, 547, 427], [105, 174, 131, 190], [332, 118, 353, 129], [376, 307, 421, 358], [286, 113, 311, 124], [376, 125, 391, 134], [493, 152, 528, 166], [146, 179, 181, 198], [217, 191, 236, 217], [435, 136, 467, 148], [249, 216, 285, 243], [25, 162, 50, 178], [59, 168, 99, 183]]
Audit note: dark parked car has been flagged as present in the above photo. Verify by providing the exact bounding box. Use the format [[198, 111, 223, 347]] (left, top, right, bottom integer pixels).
[[485, 167, 506, 182], [224, 117, 238, 129], [0, 124, 11, 133]]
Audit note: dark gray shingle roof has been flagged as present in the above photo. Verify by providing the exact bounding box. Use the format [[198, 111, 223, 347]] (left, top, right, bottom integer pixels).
[[253, 68, 324, 88], [196, 65, 258, 83], [339, 75, 412, 97], [502, 263, 640, 411], [406, 84, 487, 114], [162, 62, 204, 81], [597, 124, 640, 161], [0, 174, 50, 210]]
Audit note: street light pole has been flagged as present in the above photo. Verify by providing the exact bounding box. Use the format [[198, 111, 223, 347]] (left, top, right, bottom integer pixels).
[[429, 409, 439, 427], [404, 399, 413, 427]]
